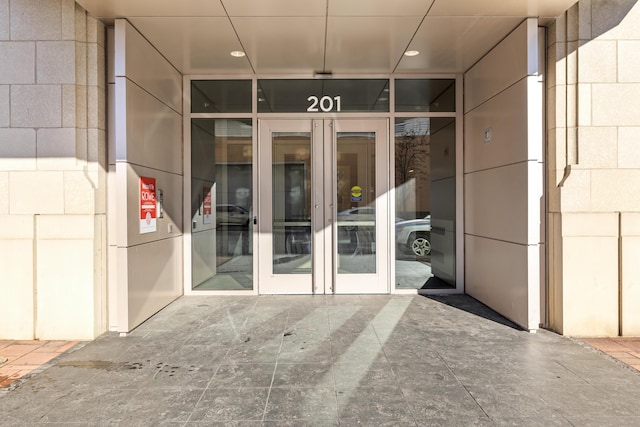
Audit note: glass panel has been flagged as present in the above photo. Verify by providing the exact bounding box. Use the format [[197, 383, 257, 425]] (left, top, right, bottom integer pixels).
[[395, 79, 455, 112], [272, 132, 312, 274], [191, 80, 252, 113], [336, 132, 376, 274], [258, 79, 389, 113], [395, 117, 456, 289], [191, 119, 253, 290]]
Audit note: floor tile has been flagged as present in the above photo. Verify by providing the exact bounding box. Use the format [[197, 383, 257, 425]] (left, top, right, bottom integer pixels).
[[264, 387, 338, 423], [189, 387, 269, 422], [3, 295, 640, 427]]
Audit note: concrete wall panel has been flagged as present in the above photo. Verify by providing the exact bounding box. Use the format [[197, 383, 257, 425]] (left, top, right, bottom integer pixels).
[[464, 79, 529, 173], [123, 79, 182, 174], [0, 0, 8, 40], [35, 215, 97, 340], [621, 213, 640, 336], [0, 0, 107, 340], [10, 85, 62, 128], [0, 42, 35, 83], [36, 128, 77, 171], [124, 236, 183, 331], [465, 235, 531, 329], [464, 17, 542, 330], [591, 169, 640, 212], [591, 0, 640, 40], [36, 41, 76, 84], [561, 236, 618, 336], [0, 85, 8, 126], [464, 163, 529, 245], [0, 128, 36, 171], [10, 0, 61, 40], [592, 83, 640, 127], [9, 171, 64, 214], [115, 20, 182, 114], [0, 172, 7, 214], [464, 19, 535, 113], [112, 18, 183, 333], [558, 212, 619, 336], [0, 215, 34, 339], [622, 236, 640, 335]]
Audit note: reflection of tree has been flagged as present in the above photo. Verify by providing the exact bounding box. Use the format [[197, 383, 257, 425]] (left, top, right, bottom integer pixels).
[[395, 129, 430, 215]]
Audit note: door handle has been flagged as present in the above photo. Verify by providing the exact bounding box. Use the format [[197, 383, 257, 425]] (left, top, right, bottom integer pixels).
[[253, 216, 257, 225]]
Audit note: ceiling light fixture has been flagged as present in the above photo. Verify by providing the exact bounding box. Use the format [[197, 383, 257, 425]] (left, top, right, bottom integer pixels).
[[230, 50, 246, 58], [404, 50, 420, 57]]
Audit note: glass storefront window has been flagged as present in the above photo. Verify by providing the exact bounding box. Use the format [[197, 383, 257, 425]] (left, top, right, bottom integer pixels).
[[188, 77, 458, 293], [395, 117, 456, 290], [271, 132, 312, 275], [191, 118, 253, 290], [336, 131, 377, 274], [395, 79, 455, 113], [191, 80, 252, 113]]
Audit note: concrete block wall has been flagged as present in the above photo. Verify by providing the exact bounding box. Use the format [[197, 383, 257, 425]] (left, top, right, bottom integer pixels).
[[0, 0, 107, 340], [463, 19, 544, 331], [547, 0, 640, 336]]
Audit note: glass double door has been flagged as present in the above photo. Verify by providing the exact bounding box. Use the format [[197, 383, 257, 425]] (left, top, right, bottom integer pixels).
[[258, 119, 389, 294]]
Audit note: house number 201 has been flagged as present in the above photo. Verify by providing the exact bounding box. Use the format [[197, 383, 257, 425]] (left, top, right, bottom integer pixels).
[[307, 95, 342, 112]]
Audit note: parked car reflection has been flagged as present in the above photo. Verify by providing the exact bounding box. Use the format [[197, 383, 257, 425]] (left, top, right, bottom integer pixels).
[[396, 215, 431, 257], [216, 204, 250, 227], [337, 207, 376, 229]]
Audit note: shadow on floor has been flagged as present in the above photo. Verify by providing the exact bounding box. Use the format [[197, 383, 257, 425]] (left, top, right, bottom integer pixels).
[[423, 294, 523, 331]]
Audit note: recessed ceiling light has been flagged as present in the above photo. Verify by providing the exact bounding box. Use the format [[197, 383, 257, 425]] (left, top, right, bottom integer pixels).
[[404, 50, 420, 57], [230, 50, 246, 58]]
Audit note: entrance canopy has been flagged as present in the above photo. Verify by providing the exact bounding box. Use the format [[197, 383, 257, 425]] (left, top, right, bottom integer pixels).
[[77, 0, 576, 75]]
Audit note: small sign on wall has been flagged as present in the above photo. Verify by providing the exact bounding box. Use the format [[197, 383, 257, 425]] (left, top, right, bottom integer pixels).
[[351, 185, 363, 202], [140, 176, 157, 234]]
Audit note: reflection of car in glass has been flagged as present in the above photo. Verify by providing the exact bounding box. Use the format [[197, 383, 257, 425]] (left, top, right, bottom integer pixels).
[[216, 204, 250, 227], [284, 227, 311, 254], [338, 206, 376, 230], [396, 215, 431, 257], [337, 207, 376, 228]]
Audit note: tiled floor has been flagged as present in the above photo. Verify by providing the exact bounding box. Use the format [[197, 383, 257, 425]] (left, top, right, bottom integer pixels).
[[582, 337, 640, 371], [2, 330, 638, 390], [1, 321, 639, 392], [2, 295, 640, 425], [0, 340, 79, 388]]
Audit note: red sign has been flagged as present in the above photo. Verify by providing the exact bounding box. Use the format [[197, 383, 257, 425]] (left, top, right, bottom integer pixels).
[[203, 187, 212, 224], [139, 176, 157, 233]]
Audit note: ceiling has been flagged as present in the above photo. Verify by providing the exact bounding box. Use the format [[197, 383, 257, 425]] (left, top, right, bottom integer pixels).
[[76, 0, 578, 76]]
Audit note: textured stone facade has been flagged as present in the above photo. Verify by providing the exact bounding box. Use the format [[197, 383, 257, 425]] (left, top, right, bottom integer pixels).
[[547, 0, 640, 336], [0, 0, 107, 339]]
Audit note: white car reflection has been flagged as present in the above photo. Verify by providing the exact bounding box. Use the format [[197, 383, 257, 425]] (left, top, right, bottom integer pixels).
[[337, 207, 376, 227], [216, 204, 250, 227], [396, 215, 431, 257]]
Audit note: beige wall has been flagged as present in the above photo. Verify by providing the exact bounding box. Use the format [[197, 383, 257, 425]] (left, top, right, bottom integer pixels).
[[547, 0, 640, 336], [109, 19, 183, 333], [0, 0, 106, 340], [464, 19, 544, 331]]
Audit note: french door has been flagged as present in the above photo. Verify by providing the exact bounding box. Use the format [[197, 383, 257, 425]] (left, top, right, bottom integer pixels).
[[258, 119, 389, 294]]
